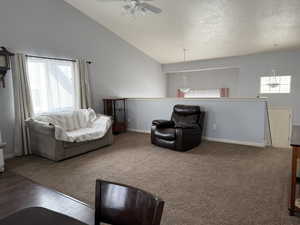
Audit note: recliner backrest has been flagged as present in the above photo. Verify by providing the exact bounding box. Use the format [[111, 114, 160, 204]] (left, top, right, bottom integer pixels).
[[171, 105, 201, 125]]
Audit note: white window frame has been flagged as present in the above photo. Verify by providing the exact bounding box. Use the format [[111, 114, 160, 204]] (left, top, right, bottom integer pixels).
[[260, 75, 291, 94]]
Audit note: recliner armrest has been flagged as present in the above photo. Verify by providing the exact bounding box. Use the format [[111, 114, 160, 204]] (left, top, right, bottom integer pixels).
[[174, 123, 200, 129], [152, 120, 175, 128]]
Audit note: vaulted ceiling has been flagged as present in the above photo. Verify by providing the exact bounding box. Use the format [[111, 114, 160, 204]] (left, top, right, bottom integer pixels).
[[65, 0, 300, 63]]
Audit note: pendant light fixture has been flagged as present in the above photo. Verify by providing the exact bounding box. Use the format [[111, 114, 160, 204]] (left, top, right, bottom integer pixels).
[[267, 69, 280, 88], [179, 48, 190, 93]]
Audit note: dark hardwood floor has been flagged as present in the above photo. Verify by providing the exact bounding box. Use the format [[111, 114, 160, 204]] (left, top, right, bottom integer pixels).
[[0, 171, 94, 224]]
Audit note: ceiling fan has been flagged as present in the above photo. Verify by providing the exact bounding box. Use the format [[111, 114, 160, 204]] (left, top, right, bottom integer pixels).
[[97, 0, 162, 16]]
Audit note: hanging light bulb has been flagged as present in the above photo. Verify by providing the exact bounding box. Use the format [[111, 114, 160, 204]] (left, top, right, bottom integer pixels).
[[267, 69, 280, 88]]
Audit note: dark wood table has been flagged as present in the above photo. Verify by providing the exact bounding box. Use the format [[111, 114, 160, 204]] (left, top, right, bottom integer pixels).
[[0, 207, 88, 225], [0, 172, 94, 224], [289, 126, 300, 216]]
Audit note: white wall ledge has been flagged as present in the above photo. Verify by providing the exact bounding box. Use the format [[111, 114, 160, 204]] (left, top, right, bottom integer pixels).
[[125, 97, 268, 102]]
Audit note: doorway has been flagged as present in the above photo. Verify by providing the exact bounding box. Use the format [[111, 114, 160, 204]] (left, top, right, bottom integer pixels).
[[268, 108, 292, 148]]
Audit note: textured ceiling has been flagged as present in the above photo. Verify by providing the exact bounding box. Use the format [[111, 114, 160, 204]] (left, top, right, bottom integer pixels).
[[65, 0, 300, 63]]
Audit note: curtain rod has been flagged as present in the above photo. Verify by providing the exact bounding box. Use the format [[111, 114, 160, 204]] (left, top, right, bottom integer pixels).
[[26, 55, 92, 64]]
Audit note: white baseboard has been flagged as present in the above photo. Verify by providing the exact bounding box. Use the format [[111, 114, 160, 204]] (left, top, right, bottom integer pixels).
[[128, 128, 151, 134], [128, 128, 265, 147], [203, 137, 266, 147]]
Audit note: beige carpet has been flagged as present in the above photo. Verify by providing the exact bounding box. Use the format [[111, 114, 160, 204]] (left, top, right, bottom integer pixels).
[[6, 132, 300, 225]]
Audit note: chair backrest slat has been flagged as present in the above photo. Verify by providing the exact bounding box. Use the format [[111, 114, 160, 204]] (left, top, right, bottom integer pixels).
[[95, 180, 164, 225]]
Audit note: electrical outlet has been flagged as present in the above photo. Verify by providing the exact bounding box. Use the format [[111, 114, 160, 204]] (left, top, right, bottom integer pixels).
[[213, 123, 217, 130]]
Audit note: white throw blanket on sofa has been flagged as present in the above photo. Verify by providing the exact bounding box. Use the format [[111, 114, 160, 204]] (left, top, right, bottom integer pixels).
[[30, 108, 112, 142]]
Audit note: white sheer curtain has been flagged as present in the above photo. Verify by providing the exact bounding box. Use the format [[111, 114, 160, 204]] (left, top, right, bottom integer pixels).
[[11, 53, 33, 156], [27, 58, 77, 114]]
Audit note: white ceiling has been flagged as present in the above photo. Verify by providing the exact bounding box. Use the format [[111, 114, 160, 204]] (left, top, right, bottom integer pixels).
[[65, 0, 300, 63]]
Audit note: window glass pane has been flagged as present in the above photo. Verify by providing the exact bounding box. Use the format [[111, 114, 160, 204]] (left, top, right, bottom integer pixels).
[[279, 76, 291, 84], [27, 58, 77, 114], [184, 89, 221, 98], [279, 84, 290, 93], [261, 77, 269, 85], [269, 85, 280, 93], [260, 85, 269, 93]]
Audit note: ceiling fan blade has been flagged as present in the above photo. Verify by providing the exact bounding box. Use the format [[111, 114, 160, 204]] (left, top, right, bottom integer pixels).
[[97, 0, 153, 2], [140, 2, 162, 14], [96, 0, 126, 2]]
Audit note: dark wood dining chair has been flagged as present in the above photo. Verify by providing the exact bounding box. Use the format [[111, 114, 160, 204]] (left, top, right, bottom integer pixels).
[[95, 180, 164, 225]]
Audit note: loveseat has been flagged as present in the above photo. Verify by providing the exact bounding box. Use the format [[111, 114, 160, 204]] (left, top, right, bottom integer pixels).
[[26, 109, 113, 161]]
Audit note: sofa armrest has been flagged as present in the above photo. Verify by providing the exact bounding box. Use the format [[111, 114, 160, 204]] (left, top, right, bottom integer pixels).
[[152, 120, 175, 128], [26, 119, 55, 137], [96, 114, 112, 120], [94, 115, 112, 123]]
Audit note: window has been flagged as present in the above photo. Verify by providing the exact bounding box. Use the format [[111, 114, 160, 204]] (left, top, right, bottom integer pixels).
[[180, 88, 229, 98], [260, 75, 291, 94], [27, 57, 78, 114], [184, 89, 221, 98]]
